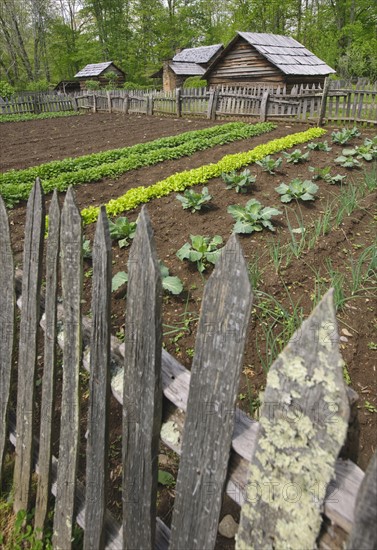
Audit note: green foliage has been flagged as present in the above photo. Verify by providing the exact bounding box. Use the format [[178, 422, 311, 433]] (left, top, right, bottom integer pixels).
[[282, 149, 310, 164], [308, 166, 346, 185], [331, 127, 361, 145], [108, 216, 137, 248], [176, 186, 212, 212], [334, 155, 361, 169], [85, 80, 101, 91], [123, 82, 152, 91], [255, 155, 282, 174], [112, 271, 128, 292], [0, 80, 15, 99], [307, 141, 332, 151], [176, 235, 223, 273], [0, 111, 81, 124], [0, 122, 275, 207], [222, 169, 256, 193], [82, 238, 92, 259], [80, 127, 327, 224], [275, 179, 319, 202], [158, 470, 175, 487], [228, 199, 281, 234], [0, 508, 52, 549], [159, 262, 184, 294], [23, 79, 50, 92], [183, 77, 207, 88]]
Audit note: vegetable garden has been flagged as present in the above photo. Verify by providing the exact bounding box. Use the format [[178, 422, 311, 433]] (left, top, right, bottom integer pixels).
[[1, 112, 376, 546]]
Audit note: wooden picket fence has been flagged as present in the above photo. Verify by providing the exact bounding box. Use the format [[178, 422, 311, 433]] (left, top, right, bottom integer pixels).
[[71, 80, 377, 125], [1, 182, 376, 549], [0, 91, 75, 115]]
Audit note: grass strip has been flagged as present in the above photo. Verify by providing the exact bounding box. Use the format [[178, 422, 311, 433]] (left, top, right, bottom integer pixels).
[[0, 111, 82, 123], [1, 123, 276, 206], [1, 122, 274, 186], [81, 127, 327, 224]]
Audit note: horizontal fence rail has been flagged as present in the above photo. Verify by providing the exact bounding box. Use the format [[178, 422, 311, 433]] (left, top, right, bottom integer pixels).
[[0, 183, 376, 549]]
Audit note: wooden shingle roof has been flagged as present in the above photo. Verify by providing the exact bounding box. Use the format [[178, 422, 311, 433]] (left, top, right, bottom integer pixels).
[[169, 62, 206, 76], [74, 62, 124, 78], [173, 44, 223, 64], [238, 32, 335, 76]]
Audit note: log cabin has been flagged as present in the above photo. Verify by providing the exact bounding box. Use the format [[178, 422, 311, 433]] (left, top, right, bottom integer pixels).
[[74, 62, 126, 90], [151, 44, 223, 91], [204, 32, 335, 91]]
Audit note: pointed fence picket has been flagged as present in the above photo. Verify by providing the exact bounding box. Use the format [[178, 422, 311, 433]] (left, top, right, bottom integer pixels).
[[0, 183, 375, 549]]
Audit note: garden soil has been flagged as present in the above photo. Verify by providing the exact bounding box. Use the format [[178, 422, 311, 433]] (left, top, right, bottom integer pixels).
[[1, 112, 376, 547]]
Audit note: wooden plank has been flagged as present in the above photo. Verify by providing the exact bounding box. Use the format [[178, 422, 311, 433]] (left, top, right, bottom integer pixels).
[[123, 206, 163, 550], [52, 186, 82, 549], [0, 196, 15, 484], [34, 191, 60, 536], [237, 289, 350, 549], [13, 179, 45, 512], [170, 235, 253, 550], [346, 450, 377, 549], [84, 207, 112, 550], [176, 88, 181, 117], [318, 78, 330, 126], [260, 90, 269, 121]]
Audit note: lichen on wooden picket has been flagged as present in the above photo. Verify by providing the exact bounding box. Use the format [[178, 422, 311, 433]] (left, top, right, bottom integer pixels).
[[236, 289, 350, 550]]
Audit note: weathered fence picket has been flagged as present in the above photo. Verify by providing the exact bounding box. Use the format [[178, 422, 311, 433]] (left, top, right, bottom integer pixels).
[[52, 187, 82, 549], [84, 206, 112, 549], [0, 196, 14, 486], [123, 207, 163, 549], [34, 191, 60, 536], [170, 235, 253, 549], [13, 179, 45, 513], [237, 289, 349, 549], [1, 183, 376, 549]]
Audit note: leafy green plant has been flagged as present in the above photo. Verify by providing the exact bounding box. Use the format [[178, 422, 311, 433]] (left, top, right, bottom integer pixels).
[[307, 141, 332, 151], [159, 262, 184, 294], [275, 178, 318, 202], [81, 127, 326, 224], [176, 235, 223, 272], [82, 238, 92, 259], [228, 199, 281, 234], [308, 166, 346, 185], [112, 271, 128, 292], [176, 186, 212, 212], [0, 80, 15, 99], [255, 155, 283, 174], [108, 216, 137, 248], [158, 470, 176, 487], [331, 127, 360, 145], [282, 149, 310, 164], [334, 155, 361, 169], [222, 169, 256, 193], [364, 401, 377, 413], [85, 79, 101, 91]]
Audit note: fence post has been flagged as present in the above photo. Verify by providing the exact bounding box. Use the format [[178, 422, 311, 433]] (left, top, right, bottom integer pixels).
[[123, 94, 129, 114], [71, 96, 78, 111], [207, 88, 219, 120], [92, 93, 97, 113], [260, 90, 270, 121], [0, 196, 14, 486], [147, 94, 154, 116], [318, 78, 330, 126], [107, 91, 112, 113], [176, 88, 182, 117]]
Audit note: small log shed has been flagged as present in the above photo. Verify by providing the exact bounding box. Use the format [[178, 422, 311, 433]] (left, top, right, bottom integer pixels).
[[74, 62, 126, 90], [151, 44, 223, 91], [204, 32, 335, 90]]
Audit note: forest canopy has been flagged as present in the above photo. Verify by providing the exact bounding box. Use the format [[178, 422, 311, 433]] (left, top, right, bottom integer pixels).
[[0, 0, 376, 90]]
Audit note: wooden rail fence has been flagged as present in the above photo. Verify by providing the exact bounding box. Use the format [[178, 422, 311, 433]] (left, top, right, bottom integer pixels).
[[70, 80, 377, 125], [0, 91, 75, 115], [0, 182, 376, 549]]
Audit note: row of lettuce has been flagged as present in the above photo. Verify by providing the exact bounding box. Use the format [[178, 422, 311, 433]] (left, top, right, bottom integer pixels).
[[0, 122, 275, 207], [80, 127, 327, 224], [0, 111, 81, 123]]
